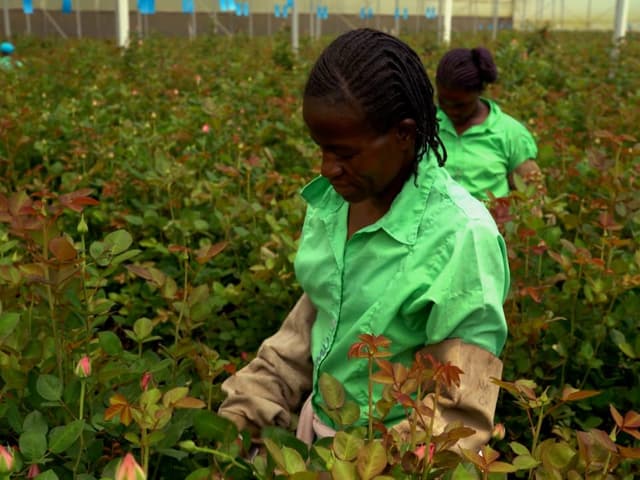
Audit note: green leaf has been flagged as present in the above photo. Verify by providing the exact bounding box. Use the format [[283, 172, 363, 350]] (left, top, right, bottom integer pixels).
[[509, 441, 531, 456], [333, 432, 364, 462], [264, 437, 286, 471], [261, 426, 309, 459], [282, 446, 306, 474], [162, 387, 189, 407], [610, 329, 636, 358], [111, 249, 141, 266], [49, 420, 85, 454], [339, 401, 361, 426], [36, 375, 63, 402], [104, 230, 133, 255], [331, 458, 358, 480], [89, 241, 105, 260], [542, 442, 576, 470], [356, 441, 387, 480], [192, 410, 237, 444], [487, 461, 518, 473], [23, 411, 48, 436], [19, 430, 48, 461], [451, 463, 480, 480], [184, 468, 213, 480], [133, 317, 154, 340], [513, 454, 540, 470], [318, 372, 345, 410], [98, 331, 123, 355], [0, 312, 20, 340], [34, 470, 59, 480]]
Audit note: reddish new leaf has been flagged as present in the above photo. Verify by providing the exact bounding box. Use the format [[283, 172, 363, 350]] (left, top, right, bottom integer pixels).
[[49, 236, 77, 262], [195, 241, 228, 264], [58, 189, 100, 213]]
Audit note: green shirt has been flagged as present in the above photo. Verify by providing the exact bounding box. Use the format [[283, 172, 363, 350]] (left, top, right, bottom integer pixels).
[[438, 98, 538, 199], [294, 159, 509, 429]]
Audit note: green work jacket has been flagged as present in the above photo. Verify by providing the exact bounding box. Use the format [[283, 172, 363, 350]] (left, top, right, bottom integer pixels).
[[294, 158, 510, 429], [438, 98, 538, 199]]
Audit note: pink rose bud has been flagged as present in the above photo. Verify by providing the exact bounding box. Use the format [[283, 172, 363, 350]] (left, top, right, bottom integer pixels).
[[492, 423, 506, 441], [75, 355, 92, 378], [27, 464, 41, 478], [0, 445, 15, 474], [201, 124, 211, 133], [115, 453, 146, 480], [140, 372, 153, 391]]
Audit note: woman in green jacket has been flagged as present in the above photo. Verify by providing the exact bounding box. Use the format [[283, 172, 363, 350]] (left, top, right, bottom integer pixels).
[[219, 29, 508, 453]]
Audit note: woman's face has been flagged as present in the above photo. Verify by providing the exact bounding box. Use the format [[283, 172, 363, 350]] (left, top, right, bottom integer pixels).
[[436, 83, 481, 126], [302, 96, 415, 205]]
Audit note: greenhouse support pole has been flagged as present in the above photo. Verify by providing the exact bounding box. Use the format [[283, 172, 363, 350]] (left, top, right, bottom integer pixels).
[[76, 0, 82, 37], [491, 0, 498, 40], [441, 0, 452, 44], [116, 0, 129, 47], [3, 0, 10, 38], [613, 0, 628, 43], [394, 0, 399, 34], [309, 0, 314, 38], [291, 0, 299, 53]]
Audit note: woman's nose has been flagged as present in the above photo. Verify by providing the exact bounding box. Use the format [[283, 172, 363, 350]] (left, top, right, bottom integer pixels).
[[320, 152, 343, 179]]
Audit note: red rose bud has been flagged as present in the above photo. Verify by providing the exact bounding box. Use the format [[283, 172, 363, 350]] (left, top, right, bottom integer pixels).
[[492, 423, 506, 441], [115, 453, 146, 480], [75, 355, 92, 378], [27, 464, 41, 478], [0, 445, 15, 474], [140, 372, 153, 391]]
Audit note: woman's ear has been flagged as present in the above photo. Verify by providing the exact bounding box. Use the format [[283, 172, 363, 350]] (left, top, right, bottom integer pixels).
[[395, 118, 417, 151]]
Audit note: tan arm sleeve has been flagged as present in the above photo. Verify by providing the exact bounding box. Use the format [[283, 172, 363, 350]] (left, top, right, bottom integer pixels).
[[217, 293, 316, 435], [392, 339, 503, 452]]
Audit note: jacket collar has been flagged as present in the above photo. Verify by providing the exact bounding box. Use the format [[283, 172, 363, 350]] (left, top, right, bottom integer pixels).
[[300, 158, 437, 245], [437, 97, 500, 135]]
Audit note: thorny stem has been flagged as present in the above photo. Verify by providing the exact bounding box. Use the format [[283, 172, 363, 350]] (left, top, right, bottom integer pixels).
[[141, 427, 150, 475], [73, 380, 87, 476], [43, 222, 64, 382], [175, 253, 189, 345], [368, 353, 374, 442]]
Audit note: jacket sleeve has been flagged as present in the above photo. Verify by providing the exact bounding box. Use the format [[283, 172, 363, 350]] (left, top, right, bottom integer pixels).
[[217, 293, 316, 435], [392, 338, 503, 452]]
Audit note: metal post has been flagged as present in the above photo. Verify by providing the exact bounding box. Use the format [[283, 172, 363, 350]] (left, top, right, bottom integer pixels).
[[267, 10, 271, 36], [492, 0, 498, 40], [309, 0, 314, 38], [375, 0, 379, 30], [613, 0, 629, 43], [586, 0, 592, 29], [191, 8, 197, 39], [76, 0, 82, 37], [437, 0, 443, 40], [116, 0, 129, 47], [291, 0, 299, 53], [3, 0, 11, 38], [441, 0, 452, 44], [394, 0, 399, 34]]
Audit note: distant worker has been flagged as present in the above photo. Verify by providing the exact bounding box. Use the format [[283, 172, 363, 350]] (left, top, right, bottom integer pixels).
[[1, 42, 23, 70], [436, 47, 542, 200]]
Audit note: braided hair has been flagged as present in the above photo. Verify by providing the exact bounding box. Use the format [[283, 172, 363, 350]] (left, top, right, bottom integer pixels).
[[304, 28, 446, 172], [436, 47, 498, 92]]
